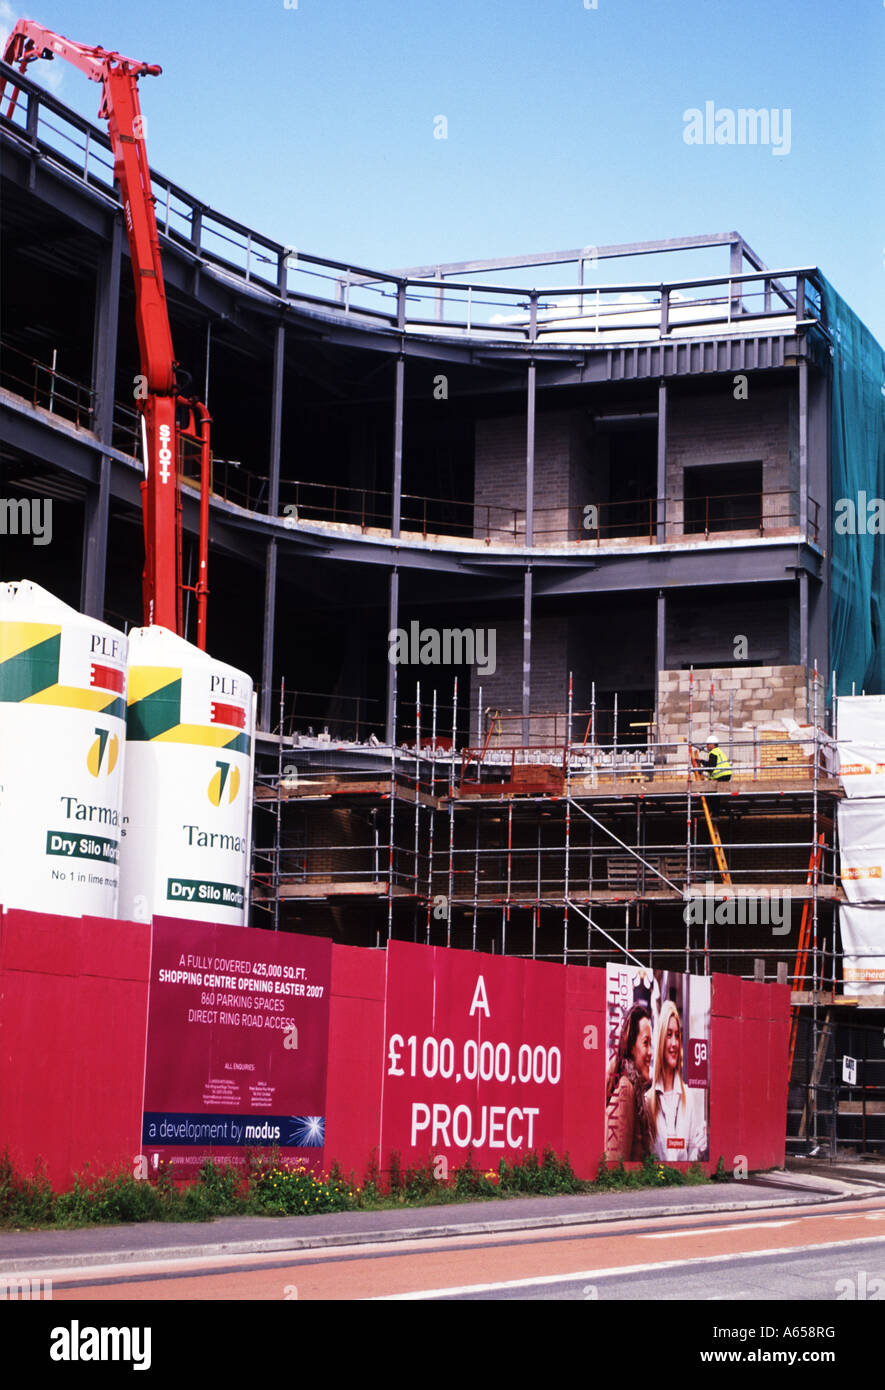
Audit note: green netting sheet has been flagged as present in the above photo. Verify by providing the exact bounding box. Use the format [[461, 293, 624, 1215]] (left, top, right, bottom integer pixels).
[[823, 276, 885, 695]]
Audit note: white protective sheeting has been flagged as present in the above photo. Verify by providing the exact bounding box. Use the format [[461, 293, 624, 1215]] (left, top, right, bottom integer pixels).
[[837, 799, 885, 902], [840, 904, 885, 995], [836, 695, 885, 797]]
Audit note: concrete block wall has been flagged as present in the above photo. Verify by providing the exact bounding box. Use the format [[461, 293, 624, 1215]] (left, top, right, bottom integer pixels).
[[665, 386, 797, 534], [656, 664, 808, 752]]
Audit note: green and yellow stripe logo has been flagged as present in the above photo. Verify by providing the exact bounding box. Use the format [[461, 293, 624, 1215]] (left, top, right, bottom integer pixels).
[[127, 665, 251, 754], [0, 623, 124, 718]]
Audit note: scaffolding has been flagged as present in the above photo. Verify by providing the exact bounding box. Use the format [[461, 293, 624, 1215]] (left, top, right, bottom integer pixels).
[[250, 670, 884, 1156]]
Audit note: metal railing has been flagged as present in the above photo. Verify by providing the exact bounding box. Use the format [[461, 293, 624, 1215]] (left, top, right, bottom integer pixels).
[[0, 340, 823, 553], [0, 338, 94, 428], [274, 480, 817, 545], [1, 63, 825, 347]]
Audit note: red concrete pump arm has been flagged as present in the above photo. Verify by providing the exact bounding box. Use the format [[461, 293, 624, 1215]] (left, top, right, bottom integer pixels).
[[1, 20, 211, 647]]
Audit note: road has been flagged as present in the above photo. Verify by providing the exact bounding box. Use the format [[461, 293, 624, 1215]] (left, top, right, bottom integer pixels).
[[21, 1192, 885, 1301]]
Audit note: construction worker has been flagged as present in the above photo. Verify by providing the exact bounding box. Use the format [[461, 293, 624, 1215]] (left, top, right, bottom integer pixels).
[[701, 736, 731, 782]]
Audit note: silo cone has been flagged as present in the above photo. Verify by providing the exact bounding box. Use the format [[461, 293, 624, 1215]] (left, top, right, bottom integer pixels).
[[0, 581, 127, 918], [118, 627, 254, 925]]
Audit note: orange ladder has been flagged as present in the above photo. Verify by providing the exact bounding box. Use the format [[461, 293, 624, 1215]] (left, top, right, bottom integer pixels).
[[690, 748, 732, 885], [787, 833, 826, 1082]]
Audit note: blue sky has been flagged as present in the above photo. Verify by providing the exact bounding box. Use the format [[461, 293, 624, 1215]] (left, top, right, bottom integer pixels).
[[4, 0, 884, 342]]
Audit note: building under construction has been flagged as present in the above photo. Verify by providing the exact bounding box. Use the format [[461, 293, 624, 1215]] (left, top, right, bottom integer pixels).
[[3, 61, 885, 1154]]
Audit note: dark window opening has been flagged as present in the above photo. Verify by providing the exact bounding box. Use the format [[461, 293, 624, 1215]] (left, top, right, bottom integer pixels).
[[683, 462, 763, 534]]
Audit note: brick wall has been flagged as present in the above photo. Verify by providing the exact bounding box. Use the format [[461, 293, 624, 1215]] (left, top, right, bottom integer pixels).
[[473, 410, 591, 541], [666, 590, 796, 669], [666, 385, 797, 534], [292, 807, 373, 883], [469, 615, 572, 744]]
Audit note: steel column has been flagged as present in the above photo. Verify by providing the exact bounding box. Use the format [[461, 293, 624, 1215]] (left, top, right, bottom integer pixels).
[[656, 589, 667, 714], [81, 215, 122, 617], [386, 567, 400, 744], [522, 359, 536, 744], [729, 237, 743, 315], [798, 359, 809, 537], [526, 361, 535, 546], [392, 354, 404, 538], [522, 568, 532, 745], [260, 322, 285, 730], [656, 379, 668, 542]]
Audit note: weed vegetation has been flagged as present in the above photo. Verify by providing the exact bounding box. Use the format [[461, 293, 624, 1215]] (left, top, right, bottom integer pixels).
[[0, 1145, 716, 1230]]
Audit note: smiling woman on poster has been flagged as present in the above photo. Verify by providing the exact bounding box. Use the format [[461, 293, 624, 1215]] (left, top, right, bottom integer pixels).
[[647, 1001, 707, 1162], [604, 1003, 654, 1161]]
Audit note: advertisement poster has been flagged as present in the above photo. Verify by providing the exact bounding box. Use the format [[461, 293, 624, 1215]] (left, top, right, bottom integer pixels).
[[142, 918, 331, 1170], [381, 939, 566, 1171], [605, 965, 710, 1164]]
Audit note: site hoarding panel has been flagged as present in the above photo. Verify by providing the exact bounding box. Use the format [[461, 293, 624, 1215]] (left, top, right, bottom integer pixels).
[[709, 1014, 743, 1172], [0, 909, 149, 1188], [1, 914, 791, 1185], [141, 918, 331, 1171], [380, 940, 568, 1172]]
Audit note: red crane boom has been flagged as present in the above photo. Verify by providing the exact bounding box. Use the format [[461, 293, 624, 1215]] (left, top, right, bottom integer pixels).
[[1, 20, 211, 646]]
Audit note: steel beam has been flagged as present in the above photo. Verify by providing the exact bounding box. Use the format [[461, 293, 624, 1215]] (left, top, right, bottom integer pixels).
[[390, 232, 746, 281]]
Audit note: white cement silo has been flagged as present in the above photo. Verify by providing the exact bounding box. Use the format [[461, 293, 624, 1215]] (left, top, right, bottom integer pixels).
[[118, 626, 254, 925], [0, 581, 127, 918]]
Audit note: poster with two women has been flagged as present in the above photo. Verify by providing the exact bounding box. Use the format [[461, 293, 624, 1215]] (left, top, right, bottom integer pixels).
[[605, 965, 710, 1164]]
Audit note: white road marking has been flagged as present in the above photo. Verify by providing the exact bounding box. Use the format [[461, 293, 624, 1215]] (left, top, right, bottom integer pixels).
[[371, 1234, 885, 1300], [641, 1220, 797, 1238]]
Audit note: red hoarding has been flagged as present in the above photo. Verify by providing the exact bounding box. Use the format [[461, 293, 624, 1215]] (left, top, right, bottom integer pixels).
[[141, 918, 331, 1172], [380, 940, 567, 1171]]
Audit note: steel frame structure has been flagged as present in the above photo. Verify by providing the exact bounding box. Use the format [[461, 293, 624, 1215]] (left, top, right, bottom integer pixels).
[[3, 56, 880, 1151]]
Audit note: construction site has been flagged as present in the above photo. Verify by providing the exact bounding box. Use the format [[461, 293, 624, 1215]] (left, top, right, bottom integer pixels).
[[2, 32, 885, 1161]]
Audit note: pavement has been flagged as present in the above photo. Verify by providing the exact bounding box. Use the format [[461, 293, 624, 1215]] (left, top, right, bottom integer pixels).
[[1, 1165, 881, 1274]]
